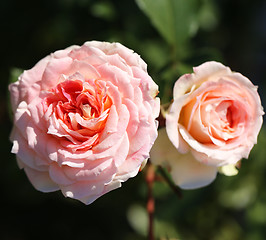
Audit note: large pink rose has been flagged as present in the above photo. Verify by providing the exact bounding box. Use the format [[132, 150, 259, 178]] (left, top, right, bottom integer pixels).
[[9, 41, 160, 204], [151, 61, 263, 189]]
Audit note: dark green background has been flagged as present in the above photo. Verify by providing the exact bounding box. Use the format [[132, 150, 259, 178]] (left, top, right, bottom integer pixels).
[[1, 0, 266, 239]]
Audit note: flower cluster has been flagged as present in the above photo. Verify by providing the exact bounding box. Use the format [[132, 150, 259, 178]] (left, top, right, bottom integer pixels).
[[9, 42, 263, 204]]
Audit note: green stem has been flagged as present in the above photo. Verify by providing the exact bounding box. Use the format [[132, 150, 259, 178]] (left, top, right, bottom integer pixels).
[[157, 166, 183, 199]]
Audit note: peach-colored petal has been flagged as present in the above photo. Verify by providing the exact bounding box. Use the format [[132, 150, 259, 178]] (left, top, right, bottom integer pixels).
[[11, 131, 47, 171], [61, 181, 105, 204], [49, 163, 75, 185], [9, 55, 51, 109], [41, 57, 73, 90], [192, 61, 231, 82], [166, 98, 190, 154], [24, 167, 59, 192], [95, 104, 129, 151], [105, 53, 134, 76], [78, 180, 122, 205], [124, 98, 140, 139], [114, 156, 143, 182], [67, 60, 101, 80], [151, 128, 217, 188], [86, 41, 147, 70], [53, 46, 79, 59], [9, 81, 20, 112], [169, 152, 217, 189], [62, 158, 117, 182], [105, 81, 122, 107], [179, 125, 249, 166], [112, 134, 130, 167], [128, 120, 151, 155], [133, 85, 144, 108], [115, 142, 152, 182], [132, 66, 159, 101]]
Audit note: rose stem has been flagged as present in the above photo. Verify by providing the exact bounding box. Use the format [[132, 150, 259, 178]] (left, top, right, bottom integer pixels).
[[157, 166, 183, 199], [146, 162, 155, 240]]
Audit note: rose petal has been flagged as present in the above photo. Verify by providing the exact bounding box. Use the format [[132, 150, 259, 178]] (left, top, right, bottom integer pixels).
[[150, 128, 217, 189], [67, 60, 101, 80], [41, 56, 73, 90], [95, 104, 129, 151], [24, 167, 59, 192], [53, 46, 79, 59], [166, 99, 190, 154], [78, 180, 122, 205], [49, 163, 75, 185], [86, 41, 147, 70], [169, 152, 217, 189], [9, 55, 51, 109]]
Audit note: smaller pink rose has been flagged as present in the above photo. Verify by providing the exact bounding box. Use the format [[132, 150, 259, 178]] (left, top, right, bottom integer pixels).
[[151, 61, 264, 189]]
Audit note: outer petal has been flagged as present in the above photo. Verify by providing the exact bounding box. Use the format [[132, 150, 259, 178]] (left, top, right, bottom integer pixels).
[[192, 61, 231, 83], [172, 61, 231, 100], [150, 128, 217, 189], [24, 167, 59, 192], [229, 73, 264, 144], [8, 55, 52, 109], [49, 163, 75, 186], [169, 152, 217, 189], [78, 180, 122, 205], [61, 181, 105, 205], [41, 56, 73, 90], [85, 41, 147, 70], [60, 160, 118, 204], [52, 45, 79, 58], [166, 99, 190, 154]]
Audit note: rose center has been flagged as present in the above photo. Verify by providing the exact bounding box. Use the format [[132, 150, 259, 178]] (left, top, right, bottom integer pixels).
[[44, 79, 112, 131], [226, 106, 233, 127]]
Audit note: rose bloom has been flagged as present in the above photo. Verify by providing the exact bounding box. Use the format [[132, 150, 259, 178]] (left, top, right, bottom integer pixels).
[[151, 61, 263, 189], [9, 41, 160, 204]]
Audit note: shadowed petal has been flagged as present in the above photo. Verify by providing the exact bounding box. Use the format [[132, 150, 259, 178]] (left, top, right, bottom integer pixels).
[[151, 128, 217, 189]]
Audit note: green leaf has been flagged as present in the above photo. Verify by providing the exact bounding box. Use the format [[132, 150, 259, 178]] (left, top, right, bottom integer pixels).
[[136, 0, 198, 56]]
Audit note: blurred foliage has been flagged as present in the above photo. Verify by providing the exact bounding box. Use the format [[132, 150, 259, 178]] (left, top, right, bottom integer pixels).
[[147, 127, 266, 240], [136, 0, 198, 58], [136, 0, 218, 59], [1, 0, 266, 239]]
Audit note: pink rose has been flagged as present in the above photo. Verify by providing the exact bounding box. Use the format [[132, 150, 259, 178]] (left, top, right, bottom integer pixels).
[[9, 41, 160, 204], [151, 61, 263, 189]]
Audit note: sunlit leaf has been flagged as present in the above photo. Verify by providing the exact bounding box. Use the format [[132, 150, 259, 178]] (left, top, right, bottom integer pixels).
[[136, 0, 198, 55]]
